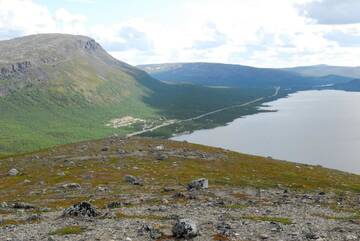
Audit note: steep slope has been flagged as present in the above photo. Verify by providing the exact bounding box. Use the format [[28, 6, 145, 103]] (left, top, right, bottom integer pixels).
[[282, 64, 360, 79], [0, 34, 154, 101], [139, 62, 350, 88], [0, 34, 164, 155]]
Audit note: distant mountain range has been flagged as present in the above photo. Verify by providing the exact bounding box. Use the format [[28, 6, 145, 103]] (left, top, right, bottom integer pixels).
[[283, 64, 360, 79], [138, 62, 353, 88]]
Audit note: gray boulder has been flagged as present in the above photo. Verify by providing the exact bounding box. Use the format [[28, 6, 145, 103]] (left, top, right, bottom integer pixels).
[[156, 153, 168, 160], [12, 202, 35, 209], [187, 178, 208, 190], [124, 175, 143, 185], [62, 201, 100, 218], [8, 168, 19, 176], [172, 218, 198, 238], [61, 183, 81, 189], [154, 145, 165, 151]]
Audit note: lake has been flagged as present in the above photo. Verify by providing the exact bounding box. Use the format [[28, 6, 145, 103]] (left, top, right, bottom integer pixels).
[[172, 90, 360, 174]]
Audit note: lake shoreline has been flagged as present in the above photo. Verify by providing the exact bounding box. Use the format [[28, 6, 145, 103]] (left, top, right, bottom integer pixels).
[[172, 89, 360, 174]]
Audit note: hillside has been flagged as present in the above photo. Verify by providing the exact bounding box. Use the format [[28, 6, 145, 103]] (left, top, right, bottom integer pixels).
[[138, 62, 350, 88], [333, 79, 360, 91], [0, 34, 162, 155], [283, 64, 360, 79], [0, 34, 276, 156], [0, 137, 359, 240]]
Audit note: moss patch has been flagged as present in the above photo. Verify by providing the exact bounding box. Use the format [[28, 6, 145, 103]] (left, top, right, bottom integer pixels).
[[49, 226, 85, 236]]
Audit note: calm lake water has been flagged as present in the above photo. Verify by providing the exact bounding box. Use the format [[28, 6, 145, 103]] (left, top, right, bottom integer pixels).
[[172, 90, 360, 174]]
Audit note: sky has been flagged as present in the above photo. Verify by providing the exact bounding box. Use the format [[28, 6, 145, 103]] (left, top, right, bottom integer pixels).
[[1, 0, 360, 67]]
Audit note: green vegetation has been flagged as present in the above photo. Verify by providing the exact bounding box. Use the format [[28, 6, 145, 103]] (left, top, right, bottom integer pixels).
[[224, 204, 248, 209], [0, 76, 279, 155], [49, 226, 85, 236]]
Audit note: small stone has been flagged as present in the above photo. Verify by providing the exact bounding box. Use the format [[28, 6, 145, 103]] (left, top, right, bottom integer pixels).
[[216, 222, 232, 236], [156, 154, 168, 160], [96, 186, 109, 192], [305, 233, 319, 239], [260, 234, 270, 239], [12, 202, 35, 209], [187, 178, 208, 190], [61, 183, 81, 189], [8, 168, 19, 176], [23, 179, 31, 184], [143, 225, 163, 239], [163, 187, 175, 192], [172, 218, 198, 239], [154, 145, 164, 151], [0, 202, 8, 208], [26, 214, 41, 222], [345, 234, 358, 241], [124, 175, 143, 185], [107, 201, 123, 209], [101, 146, 109, 151]]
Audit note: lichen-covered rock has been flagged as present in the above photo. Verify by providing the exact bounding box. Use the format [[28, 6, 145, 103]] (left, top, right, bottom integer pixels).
[[172, 218, 198, 238], [62, 202, 100, 218], [26, 214, 42, 222], [187, 178, 208, 190], [216, 222, 232, 236], [60, 183, 81, 189], [124, 175, 143, 185], [8, 168, 19, 176], [156, 153, 168, 160], [154, 145, 164, 151], [12, 202, 35, 209]]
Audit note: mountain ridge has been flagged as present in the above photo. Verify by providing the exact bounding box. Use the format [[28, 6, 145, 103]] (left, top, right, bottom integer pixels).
[[138, 62, 351, 88]]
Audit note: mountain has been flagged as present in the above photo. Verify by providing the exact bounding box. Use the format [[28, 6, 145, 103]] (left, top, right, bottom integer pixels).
[[138, 62, 350, 88], [0, 33, 155, 101], [333, 79, 360, 91], [282, 64, 360, 79], [0, 34, 274, 155], [0, 34, 165, 155]]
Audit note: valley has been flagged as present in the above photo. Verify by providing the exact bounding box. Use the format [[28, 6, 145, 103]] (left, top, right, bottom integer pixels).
[[1, 1, 360, 240], [0, 34, 359, 241], [0, 34, 276, 156]]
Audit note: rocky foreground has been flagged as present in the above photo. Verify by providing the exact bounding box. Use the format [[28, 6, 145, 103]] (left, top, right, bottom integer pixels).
[[0, 137, 359, 240]]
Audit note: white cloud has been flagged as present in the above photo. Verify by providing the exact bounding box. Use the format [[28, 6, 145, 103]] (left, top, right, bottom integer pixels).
[[0, 0, 359, 67], [54, 8, 87, 34], [300, 0, 360, 25], [0, 0, 55, 37]]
